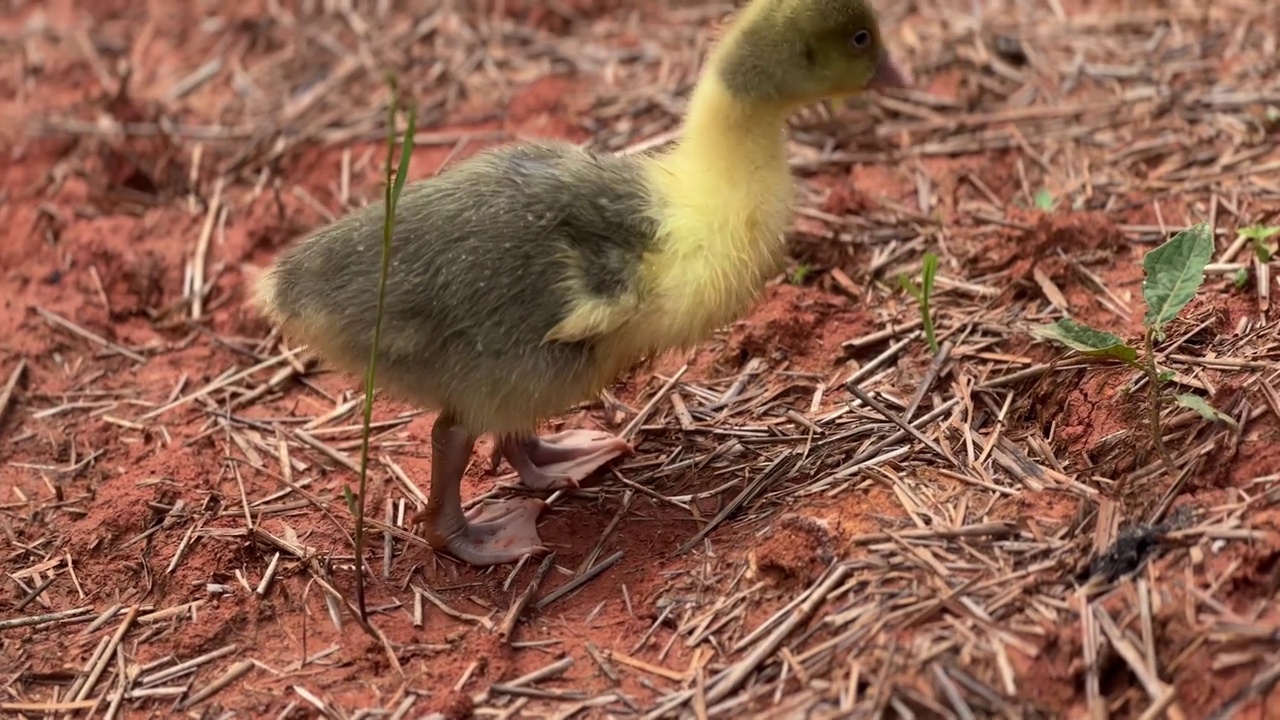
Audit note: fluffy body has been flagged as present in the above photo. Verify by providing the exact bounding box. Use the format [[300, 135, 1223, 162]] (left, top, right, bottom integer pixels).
[[253, 0, 904, 565], [259, 143, 660, 437], [256, 75, 796, 438]]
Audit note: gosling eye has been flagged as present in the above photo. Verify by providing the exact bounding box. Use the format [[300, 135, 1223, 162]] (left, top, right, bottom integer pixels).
[[851, 29, 872, 50]]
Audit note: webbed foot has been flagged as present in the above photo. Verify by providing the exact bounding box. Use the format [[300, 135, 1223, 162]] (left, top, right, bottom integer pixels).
[[419, 497, 549, 566], [502, 429, 632, 491], [414, 414, 551, 566]]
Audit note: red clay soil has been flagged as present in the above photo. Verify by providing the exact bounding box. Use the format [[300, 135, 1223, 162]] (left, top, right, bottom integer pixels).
[[4, 0, 1280, 719]]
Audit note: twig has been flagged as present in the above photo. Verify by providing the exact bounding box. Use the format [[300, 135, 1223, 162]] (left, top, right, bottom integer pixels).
[[499, 552, 557, 641]]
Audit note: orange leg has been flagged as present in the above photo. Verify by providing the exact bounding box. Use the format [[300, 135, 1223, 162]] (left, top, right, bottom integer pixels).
[[412, 413, 549, 566]]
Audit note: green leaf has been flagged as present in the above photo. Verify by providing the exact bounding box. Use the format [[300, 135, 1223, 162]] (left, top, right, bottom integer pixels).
[[1256, 241, 1275, 263], [343, 485, 357, 515], [1238, 225, 1280, 241], [1175, 393, 1239, 428], [1239, 225, 1277, 262], [1142, 223, 1215, 336], [1033, 189, 1055, 211], [1234, 267, 1250, 289], [1157, 369, 1175, 384], [1032, 319, 1138, 363], [921, 252, 938, 295], [898, 273, 923, 300], [391, 111, 417, 207]]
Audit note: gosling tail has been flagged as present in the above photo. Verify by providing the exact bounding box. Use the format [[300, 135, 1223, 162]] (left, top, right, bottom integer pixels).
[[245, 263, 291, 328]]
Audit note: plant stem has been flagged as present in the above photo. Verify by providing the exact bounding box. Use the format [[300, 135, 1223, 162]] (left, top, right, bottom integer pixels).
[[920, 253, 939, 355], [352, 79, 414, 620], [1142, 326, 1176, 475], [921, 296, 938, 355]]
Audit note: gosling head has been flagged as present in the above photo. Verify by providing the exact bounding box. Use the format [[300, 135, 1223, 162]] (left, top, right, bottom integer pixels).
[[713, 0, 908, 108]]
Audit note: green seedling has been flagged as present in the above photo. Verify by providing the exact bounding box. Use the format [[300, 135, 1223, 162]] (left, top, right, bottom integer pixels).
[[1238, 224, 1278, 263], [348, 76, 417, 620], [789, 263, 813, 285], [1033, 188, 1055, 212], [899, 251, 939, 355], [1032, 223, 1235, 471]]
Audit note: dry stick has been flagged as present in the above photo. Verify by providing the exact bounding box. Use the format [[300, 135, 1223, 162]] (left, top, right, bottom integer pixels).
[[498, 552, 557, 641], [308, 563, 405, 675], [903, 340, 953, 422], [824, 397, 961, 481], [1093, 607, 1185, 720], [487, 657, 574, 697], [178, 660, 255, 710], [1206, 655, 1280, 720], [382, 497, 394, 578], [932, 663, 979, 720], [228, 359, 314, 410], [677, 450, 797, 554], [83, 604, 123, 635], [14, 574, 56, 612], [388, 694, 419, 720], [610, 651, 686, 682], [140, 348, 303, 420], [102, 663, 137, 720], [731, 579, 828, 656], [292, 428, 363, 474], [0, 358, 26, 429], [416, 585, 494, 630], [586, 642, 621, 683], [620, 365, 689, 441], [707, 357, 766, 411], [704, 564, 851, 705], [580, 490, 632, 573], [0, 702, 98, 712], [843, 335, 917, 389], [71, 605, 139, 710], [1147, 454, 1205, 526], [1079, 589, 1105, 719], [33, 306, 147, 364], [139, 644, 239, 686], [257, 552, 281, 596], [848, 384, 950, 460], [63, 636, 109, 709], [534, 551, 624, 611], [190, 178, 223, 320], [841, 318, 924, 350]]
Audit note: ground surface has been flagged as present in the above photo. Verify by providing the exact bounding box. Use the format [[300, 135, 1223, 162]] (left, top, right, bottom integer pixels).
[[3, 0, 1280, 718]]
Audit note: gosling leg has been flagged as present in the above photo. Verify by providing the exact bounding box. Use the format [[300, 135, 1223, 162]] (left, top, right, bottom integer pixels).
[[501, 429, 632, 491], [413, 413, 549, 566]]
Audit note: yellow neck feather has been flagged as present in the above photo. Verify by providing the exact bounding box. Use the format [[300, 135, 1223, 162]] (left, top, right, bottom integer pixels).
[[629, 72, 796, 356]]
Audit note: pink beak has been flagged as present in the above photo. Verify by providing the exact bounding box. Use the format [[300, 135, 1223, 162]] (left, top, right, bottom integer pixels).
[[866, 52, 910, 90]]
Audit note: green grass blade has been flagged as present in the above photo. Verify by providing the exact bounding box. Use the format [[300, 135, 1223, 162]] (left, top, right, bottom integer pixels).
[[1141, 223, 1214, 336], [898, 274, 923, 301], [920, 252, 938, 295], [351, 77, 417, 620]]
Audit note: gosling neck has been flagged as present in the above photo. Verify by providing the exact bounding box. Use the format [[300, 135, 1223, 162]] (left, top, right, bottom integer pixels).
[[667, 69, 794, 175]]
